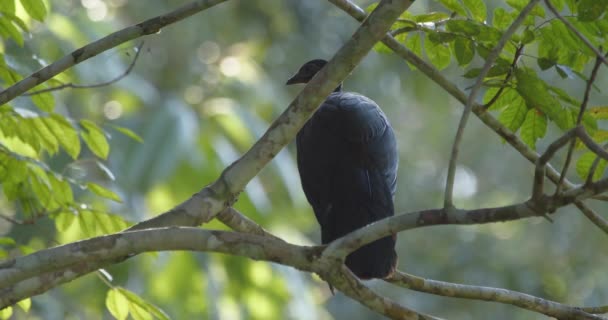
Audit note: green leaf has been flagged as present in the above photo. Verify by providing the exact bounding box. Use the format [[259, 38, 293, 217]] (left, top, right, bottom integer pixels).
[[453, 37, 475, 66], [427, 31, 456, 43], [48, 174, 73, 206], [110, 125, 143, 143], [437, 0, 468, 16], [404, 33, 423, 70], [87, 182, 122, 203], [80, 120, 110, 159], [424, 37, 451, 70], [106, 288, 129, 320], [548, 86, 579, 106], [19, 0, 47, 21], [31, 116, 59, 154], [576, 152, 607, 181], [521, 29, 535, 44], [483, 88, 525, 110], [589, 106, 608, 119], [520, 109, 547, 149], [30, 91, 55, 112], [118, 288, 170, 320], [44, 114, 81, 159], [463, 0, 487, 22], [537, 57, 556, 70], [414, 12, 450, 22], [498, 94, 528, 131], [54, 210, 76, 232], [577, 0, 608, 21], [446, 20, 481, 36], [477, 24, 503, 43], [17, 298, 31, 313], [77, 210, 96, 237], [515, 67, 572, 130], [0, 306, 12, 320], [0, 0, 15, 14], [0, 18, 23, 46], [0, 237, 16, 246], [1, 12, 28, 32], [493, 7, 514, 30]]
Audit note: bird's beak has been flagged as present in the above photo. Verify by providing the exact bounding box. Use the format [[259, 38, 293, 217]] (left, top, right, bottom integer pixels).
[[286, 74, 305, 85]]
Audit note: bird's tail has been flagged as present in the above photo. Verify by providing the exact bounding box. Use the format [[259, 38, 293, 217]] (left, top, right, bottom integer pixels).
[[345, 234, 397, 279]]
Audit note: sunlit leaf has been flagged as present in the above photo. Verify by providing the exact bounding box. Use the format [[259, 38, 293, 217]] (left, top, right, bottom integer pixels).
[[30, 91, 55, 113], [87, 182, 122, 203], [463, 0, 487, 22], [118, 288, 170, 320], [53, 210, 76, 232], [17, 298, 31, 313], [45, 114, 81, 159], [0, 18, 23, 46], [19, 0, 47, 21], [80, 120, 110, 159], [414, 12, 450, 22], [0, 306, 12, 320], [106, 288, 129, 320], [110, 125, 143, 143]]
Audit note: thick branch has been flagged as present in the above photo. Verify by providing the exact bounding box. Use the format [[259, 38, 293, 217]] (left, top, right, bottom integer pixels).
[[0, 228, 318, 308], [0, 0, 228, 105]]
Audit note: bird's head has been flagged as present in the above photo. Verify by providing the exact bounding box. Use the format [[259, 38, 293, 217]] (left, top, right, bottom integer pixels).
[[286, 59, 328, 85]]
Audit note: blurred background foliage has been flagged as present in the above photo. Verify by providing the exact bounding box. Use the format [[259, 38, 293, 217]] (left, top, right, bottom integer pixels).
[[0, 0, 607, 319]]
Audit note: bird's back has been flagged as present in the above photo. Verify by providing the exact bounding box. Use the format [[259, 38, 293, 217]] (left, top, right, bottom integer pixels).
[[296, 91, 398, 279]]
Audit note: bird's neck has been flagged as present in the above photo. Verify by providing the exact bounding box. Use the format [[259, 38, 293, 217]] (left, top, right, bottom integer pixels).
[[334, 83, 343, 92]]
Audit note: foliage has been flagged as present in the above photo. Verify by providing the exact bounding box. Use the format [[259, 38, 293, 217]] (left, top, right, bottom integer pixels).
[[0, 0, 607, 319]]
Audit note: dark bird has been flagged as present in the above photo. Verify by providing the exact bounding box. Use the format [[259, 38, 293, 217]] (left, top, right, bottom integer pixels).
[[287, 59, 398, 279]]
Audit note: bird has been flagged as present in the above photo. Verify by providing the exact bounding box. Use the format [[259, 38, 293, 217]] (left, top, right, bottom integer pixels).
[[286, 59, 398, 279]]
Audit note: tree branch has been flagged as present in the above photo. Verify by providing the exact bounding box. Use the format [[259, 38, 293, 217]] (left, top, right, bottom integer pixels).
[[24, 42, 144, 96], [387, 271, 606, 320], [0, 0, 229, 106], [0, 228, 318, 308]]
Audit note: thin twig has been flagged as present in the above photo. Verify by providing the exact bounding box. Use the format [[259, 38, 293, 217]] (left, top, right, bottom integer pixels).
[[533, 126, 608, 200], [587, 143, 608, 185], [482, 44, 524, 110], [575, 201, 608, 235], [0, 213, 26, 225], [544, 0, 608, 66], [555, 53, 605, 194], [444, 0, 542, 208], [24, 42, 144, 96]]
